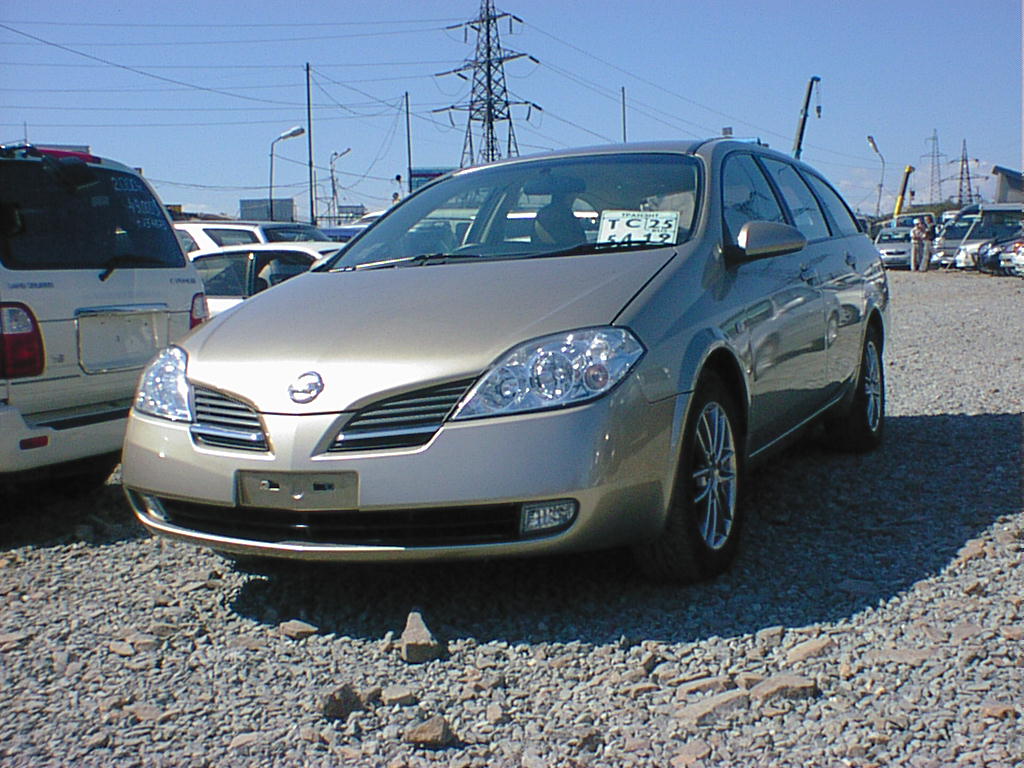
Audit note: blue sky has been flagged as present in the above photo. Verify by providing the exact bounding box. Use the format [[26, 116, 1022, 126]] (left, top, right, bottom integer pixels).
[[2, 0, 1020, 220]]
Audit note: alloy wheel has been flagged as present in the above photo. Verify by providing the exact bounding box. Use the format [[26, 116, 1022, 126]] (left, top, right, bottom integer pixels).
[[691, 401, 738, 550]]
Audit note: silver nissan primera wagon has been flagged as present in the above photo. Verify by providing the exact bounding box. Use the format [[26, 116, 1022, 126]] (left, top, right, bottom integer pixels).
[[123, 139, 888, 581]]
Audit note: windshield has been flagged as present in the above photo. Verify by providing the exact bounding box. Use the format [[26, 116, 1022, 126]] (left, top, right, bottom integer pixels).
[[0, 159, 184, 270], [875, 230, 910, 243], [325, 153, 702, 270]]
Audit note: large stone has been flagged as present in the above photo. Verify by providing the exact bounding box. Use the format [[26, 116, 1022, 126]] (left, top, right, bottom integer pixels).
[[322, 683, 365, 720], [400, 610, 445, 663], [864, 648, 932, 667], [980, 702, 1018, 720], [749, 674, 819, 703], [671, 739, 712, 766], [674, 675, 733, 698], [229, 732, 260, 749], [785, 636, 835, 664], [279, 619, 318, 640], [404, 715, 456, 748], [108, 641, 135, 657], [381, 684, 418, 706], [673, 689, 749, 725]]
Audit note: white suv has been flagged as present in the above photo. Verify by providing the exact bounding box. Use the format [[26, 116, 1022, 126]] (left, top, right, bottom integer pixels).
[[0, 145, 207, 481], [174, 220, 332, 255]]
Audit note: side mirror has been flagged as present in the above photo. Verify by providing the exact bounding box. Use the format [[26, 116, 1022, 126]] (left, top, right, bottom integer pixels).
[[727, 221, 807, 263]]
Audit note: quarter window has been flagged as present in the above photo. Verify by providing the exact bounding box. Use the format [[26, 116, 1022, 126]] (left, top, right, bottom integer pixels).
[[721, 153, 786, 245], [760, 158, 831, 242]]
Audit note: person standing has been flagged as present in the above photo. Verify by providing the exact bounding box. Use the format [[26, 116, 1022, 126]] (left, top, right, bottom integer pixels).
[[910, 218, 927, 271], [922, 215, 936, 271]]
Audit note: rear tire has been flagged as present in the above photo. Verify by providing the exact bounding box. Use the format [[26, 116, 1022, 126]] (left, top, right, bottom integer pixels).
[[633, 372, 745, 583], [825, 327, 885, 452]]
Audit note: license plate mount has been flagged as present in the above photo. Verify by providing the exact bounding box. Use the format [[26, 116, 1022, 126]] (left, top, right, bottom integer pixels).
[[237, 471, 358, 511]]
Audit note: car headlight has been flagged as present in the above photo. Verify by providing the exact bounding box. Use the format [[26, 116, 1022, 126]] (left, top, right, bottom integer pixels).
[[134, 346, 194, 422], [453, 327, 644, 420]]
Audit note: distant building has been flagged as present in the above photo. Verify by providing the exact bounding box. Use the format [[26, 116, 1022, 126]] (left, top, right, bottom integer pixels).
[[240, 198, 296, 221], [991, 166, 1024, 203]]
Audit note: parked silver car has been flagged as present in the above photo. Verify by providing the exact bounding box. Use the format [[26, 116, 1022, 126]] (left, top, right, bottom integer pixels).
[[122, 140, 889, 582]]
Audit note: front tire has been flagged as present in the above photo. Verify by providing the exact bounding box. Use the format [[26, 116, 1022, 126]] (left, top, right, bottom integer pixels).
[[633, 372, 745, 583]]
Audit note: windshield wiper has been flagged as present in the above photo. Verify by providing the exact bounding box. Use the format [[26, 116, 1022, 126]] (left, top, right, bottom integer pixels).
[[98, 253, 169, 281], [350, 252, 483, 271], [525, 240, 674, 260]]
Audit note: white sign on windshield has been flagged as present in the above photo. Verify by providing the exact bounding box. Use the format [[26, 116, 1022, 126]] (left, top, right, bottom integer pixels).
[[597, 210, 679, 245]]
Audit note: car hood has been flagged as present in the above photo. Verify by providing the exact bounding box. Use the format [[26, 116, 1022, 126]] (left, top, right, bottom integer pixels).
[[183, 250, 674, 414]]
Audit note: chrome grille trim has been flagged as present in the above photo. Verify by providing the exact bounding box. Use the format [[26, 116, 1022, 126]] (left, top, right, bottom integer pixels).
[[329, 378, 475, 452], [191, 386, 268, 452]]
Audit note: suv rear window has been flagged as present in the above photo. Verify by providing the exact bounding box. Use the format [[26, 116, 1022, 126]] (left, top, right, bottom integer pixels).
[[0, 159, 185, 270], [263, 224, 328, 242]]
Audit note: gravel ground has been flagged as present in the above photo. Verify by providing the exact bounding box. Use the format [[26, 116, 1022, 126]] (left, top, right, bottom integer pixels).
[[1, 269, 1021, 768]]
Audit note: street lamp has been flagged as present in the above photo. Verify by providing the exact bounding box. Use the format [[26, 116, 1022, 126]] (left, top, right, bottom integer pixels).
[[867, 135, 886, 219], [268, 125, 305, 221]]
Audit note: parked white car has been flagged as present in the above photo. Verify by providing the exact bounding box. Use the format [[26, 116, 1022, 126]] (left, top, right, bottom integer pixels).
[[190, 243, 340, 316], [174, 220, 333, 255], [1, 145, 207, 482]]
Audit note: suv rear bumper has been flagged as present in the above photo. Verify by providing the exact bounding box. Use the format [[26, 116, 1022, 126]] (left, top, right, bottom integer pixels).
[[0, 401, 128, 475]]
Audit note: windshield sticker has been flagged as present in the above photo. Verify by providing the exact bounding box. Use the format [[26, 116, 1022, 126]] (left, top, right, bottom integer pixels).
[[597, 210, 679, 245]]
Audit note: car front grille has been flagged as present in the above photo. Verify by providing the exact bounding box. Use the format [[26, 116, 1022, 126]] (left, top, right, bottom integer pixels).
[[157, 498, 521, 547], [190, 386, 268, 452], [328, 378, 475, 452]]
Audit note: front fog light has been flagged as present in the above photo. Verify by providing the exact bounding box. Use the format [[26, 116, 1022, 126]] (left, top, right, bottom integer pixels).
[[520, 500, 578, 536]]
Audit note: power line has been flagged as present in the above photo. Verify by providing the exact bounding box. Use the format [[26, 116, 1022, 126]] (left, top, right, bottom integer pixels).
[[0, 60, 462, 69], [0, 23, 302, 106], [0, 18, 463, 28]]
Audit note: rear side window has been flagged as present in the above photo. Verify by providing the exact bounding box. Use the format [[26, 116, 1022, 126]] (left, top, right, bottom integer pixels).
[[803, 172, 861, 237], [193, 254, 248, 296], [0, 159, 185, 270], [206, 228, 260, 247], [760, 158, 831, 242]]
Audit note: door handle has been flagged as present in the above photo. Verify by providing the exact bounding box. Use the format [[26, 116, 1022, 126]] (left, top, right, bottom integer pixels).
[[799, 266, 818, 285], [845, 252, 857, 268]]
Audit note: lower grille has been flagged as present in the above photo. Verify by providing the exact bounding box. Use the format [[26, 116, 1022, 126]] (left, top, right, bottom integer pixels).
[[158, 498, 521, 547]]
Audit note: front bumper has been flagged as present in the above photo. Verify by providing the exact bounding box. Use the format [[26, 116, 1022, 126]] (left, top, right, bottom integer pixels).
[[122, 378, 683, 562]]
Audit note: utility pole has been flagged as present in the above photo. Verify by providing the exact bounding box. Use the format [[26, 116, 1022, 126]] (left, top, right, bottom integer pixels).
[[621, 86, 627, 143], [437, 0, 540, 167], [305, 63, 316, 225], [405, 92, 413, 195], [792, 76, 821, 160], [329, 148, 350, 223], [956, 139, 975, 207]]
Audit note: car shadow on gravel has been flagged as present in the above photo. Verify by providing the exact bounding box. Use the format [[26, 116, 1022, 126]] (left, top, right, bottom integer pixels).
[[0, 465, 147, 551], [229, 412, 1021, 646]]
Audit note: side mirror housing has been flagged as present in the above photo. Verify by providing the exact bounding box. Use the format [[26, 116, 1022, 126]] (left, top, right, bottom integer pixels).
[[726, 221, 807, 263]]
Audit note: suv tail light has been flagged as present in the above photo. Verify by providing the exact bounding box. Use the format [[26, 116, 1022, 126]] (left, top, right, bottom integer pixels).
[[0, 303, 45, 379], [190, 293, 209, 328]]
